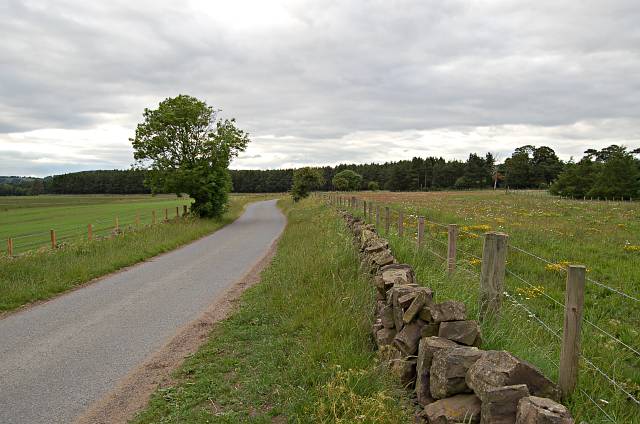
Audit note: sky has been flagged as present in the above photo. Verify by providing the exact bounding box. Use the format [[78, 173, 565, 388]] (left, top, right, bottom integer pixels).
[[1, 0, 639, 177]]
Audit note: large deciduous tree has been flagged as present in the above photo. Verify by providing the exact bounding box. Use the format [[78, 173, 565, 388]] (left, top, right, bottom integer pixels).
[[291, 167, 324, 201], [131, 95, 249, 218], [332, 169, 363, 191]]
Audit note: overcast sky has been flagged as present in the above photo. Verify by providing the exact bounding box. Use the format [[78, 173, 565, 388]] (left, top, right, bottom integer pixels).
[[1, 0, 639, 177]]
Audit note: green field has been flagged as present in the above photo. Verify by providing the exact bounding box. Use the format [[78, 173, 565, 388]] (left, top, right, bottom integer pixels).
[[346, 190, 640, 423], [134, 198, 412, 423], [0, 194, 271, 312], [0, 194, 193, 254]]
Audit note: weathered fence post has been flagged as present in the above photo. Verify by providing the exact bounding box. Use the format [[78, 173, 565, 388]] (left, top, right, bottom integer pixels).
[[88, 224, 93, 241], [183, 205, 188, 215], [164, 208, 168, 221], [559, 265, 586, 399], [115, 217, 119, 232], [363, 200, 367, 220], [50, 229, 57, 249], [7, 237, 13, 257], [385, 207, 390, 234], [152, 210, 157, 224], [351, 196, 356, 209], [447, 224, 458, 275], [479, 232, 508, 321], [398, 211, 404, 237], [417, 216, 425, 248], [376, 205, 380, 228], [176, 206, 179, 218]]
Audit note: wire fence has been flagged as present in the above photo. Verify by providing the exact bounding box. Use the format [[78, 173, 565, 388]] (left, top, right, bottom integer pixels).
[[329, 193, 640, 422], [2, 204, 191, 256]]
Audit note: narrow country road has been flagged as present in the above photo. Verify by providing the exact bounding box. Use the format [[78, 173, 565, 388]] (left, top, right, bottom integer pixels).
[[0, 200, 285, 424]]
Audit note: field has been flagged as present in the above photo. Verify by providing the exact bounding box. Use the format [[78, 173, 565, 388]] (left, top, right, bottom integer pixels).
[[0, 194, 193, 254], [0, 194, 271, 312], [133, 198, 413, 423], [344, 190, 639, 422]]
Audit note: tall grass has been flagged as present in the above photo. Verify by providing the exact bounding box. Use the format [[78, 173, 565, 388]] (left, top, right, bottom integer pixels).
[[345, 191, 639, 423], [133, 199, 413, 423]]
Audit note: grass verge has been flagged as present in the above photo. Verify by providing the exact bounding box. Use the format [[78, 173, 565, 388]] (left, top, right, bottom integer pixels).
[[133, 198, 413, 424], [0, 195, 268, 312]]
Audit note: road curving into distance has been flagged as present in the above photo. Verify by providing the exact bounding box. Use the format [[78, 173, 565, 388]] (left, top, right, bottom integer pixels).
[[0, 199, 285, 424]]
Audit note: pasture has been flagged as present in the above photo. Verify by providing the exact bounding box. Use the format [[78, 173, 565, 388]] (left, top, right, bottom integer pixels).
[[344, 190, 639, 422], [0, 194, 193, 254]]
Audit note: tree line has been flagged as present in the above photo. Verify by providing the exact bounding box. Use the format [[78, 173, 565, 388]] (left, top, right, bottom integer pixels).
[[2, 144, 638, 198]]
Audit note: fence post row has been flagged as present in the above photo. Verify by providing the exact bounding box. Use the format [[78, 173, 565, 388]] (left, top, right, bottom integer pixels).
[[559, 265, 586, 399], [479, 232, 508, 321], [417, 216, 425, 248], [385, 207, 391, 234], [447, 224, 458, 275]]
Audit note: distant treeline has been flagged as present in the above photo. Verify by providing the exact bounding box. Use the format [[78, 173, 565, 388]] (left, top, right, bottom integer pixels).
[[2, 144, 638, 198]]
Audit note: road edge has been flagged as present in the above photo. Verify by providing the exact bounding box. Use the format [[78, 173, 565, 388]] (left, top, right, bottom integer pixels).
[[73, 203, 286, 424]]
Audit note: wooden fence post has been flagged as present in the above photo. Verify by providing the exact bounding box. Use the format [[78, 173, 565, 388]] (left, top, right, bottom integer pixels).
[[183, 205, 188, 215], [368, 202, 373, 222], [164, 208, 168, 221], [559, 265, 586, 399], [479, 232, 508, 321], [376, 205, 380, 228], [50, 229, 56, 249], [363, 200, 367, 220], [398, 211, 404, 237], [447, 224, 458, 275], [7, 237, 13, 257], [385, 207, 390, 234], [417, 216, 425, 248], [115, 217, 119, 232], [176, 206, 179, 218], [88, 224, 93, 241], [152, 210, 157, 224], [351, 196, 356, 209]]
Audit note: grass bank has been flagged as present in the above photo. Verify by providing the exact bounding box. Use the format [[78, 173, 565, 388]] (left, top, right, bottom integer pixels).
[[133, 198, 412, 423], [0, 195, 269, 312], [344, 195, 639, 423]]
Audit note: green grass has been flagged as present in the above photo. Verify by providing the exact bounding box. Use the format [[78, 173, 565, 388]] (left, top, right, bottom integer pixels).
[[133, 198, 413, 424], [0, 194, 270, 312], [0, 194, 194, 254], [346, 190, 640, 423]]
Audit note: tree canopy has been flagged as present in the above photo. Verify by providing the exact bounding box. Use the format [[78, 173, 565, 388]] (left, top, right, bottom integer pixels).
[[131, 95, 249, 217], [291, 167, 324, 201], [332, 169, 363, 191]]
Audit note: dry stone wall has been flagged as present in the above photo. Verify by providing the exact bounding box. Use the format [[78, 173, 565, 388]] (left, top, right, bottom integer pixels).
[[341, 211, 575, 424]]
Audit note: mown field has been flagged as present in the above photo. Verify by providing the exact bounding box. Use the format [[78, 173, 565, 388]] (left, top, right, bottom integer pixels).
[[0, 194, 193, 254], [134, 198, 412, 423], [344, 190, 639, 423], [0, 194, 272, 312]]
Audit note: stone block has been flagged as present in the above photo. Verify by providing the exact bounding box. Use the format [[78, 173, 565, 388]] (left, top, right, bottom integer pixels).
[[416, 337, 458, 406], [438, 320, 482, 346], [430, 346, 484, 399], [515, 396, 574, 424], [421, 394, 481, 424]]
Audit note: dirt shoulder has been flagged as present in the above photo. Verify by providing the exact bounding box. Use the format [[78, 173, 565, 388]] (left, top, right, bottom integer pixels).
[[74, 228, 283, 424]]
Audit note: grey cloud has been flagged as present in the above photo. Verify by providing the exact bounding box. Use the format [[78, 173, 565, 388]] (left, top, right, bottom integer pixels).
[[1, 0, 640, 174]]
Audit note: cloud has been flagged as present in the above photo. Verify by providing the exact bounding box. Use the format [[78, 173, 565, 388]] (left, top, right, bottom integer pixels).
[[1, 0, 639, 176]]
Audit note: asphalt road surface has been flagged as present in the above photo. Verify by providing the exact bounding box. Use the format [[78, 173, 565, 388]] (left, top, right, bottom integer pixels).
[[0, 199, 285, 424]]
